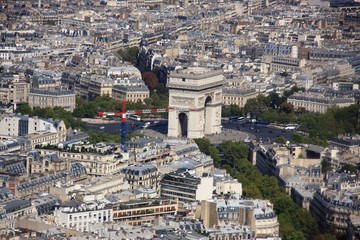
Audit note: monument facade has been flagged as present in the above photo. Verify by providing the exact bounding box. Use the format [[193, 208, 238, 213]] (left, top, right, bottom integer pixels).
[[167, 67, 224, 138]]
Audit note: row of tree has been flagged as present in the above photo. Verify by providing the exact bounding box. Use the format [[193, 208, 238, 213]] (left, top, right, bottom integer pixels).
[[195, 139, 338, 240], [222, 88, 360, 146], [16, 104, 84, 129], [15, 95, 156, 144]]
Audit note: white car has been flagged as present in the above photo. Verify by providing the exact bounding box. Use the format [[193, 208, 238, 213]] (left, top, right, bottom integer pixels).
[[145, 122, 151, 125], [100, 126, 105, 130], [154, 121, 159, 124], [244, 138, 251, 143]]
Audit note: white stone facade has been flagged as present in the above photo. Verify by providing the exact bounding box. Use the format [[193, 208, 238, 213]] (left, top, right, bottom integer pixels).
[[54, 202, 113, 232], [167, 68, 224, 139]]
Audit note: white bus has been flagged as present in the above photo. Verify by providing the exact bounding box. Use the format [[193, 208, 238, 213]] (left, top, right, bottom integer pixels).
[[128, 115, 141, 121], [284, 124, 299, 130]]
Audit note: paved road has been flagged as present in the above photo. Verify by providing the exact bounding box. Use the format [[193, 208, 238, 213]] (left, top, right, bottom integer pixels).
[[222, 121, 293, 143], [85, 119, 168, 135], [85, 119, 293, 143]]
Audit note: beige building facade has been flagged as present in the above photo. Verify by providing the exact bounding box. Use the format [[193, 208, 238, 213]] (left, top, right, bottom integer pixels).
[[39, 149, 127, 176], [112, 85, 150, 103], [0, 80, 29, 105], [222, 88, 258, 108], [200, 198, 279, 238], [28, 89, 76, 111], [88, 78, 113, 99], [287, 93, 355, 113], [112, 199, 178, 226]]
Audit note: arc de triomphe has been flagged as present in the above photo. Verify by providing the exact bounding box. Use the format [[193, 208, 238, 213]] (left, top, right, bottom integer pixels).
[[167, 67, 224, 138]]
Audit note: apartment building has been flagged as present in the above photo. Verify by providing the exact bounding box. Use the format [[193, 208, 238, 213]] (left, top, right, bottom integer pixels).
[[0, 74, 29, 105], [0, 199, 36, 230], [112, 85, 150, 103], [28, 89, 76, 111], [215, 179, 243, 196], [263, 43, 298, 58], [311, 189, 360, 234], [84, 175, 130, 195], [54, 201, 113, 232], [39, 149, 126, 176], [332, 82, 359, 91], [250, 143, 323, 176], [329, 137, 360, 157], [121, 164, 159, 190], [268, 56, 307, 72], [0, 115, 66, 143], [6, 161, 87, 198], [27, 132, 62, 149], [26, 151, 68, 174], [222, 88, 258, 108], [160, 169, 213, 202], [287, 92, 355, 113], [200, 198, 280, 238], [112, 198, 177, 226], [88, 78, 113, 100]]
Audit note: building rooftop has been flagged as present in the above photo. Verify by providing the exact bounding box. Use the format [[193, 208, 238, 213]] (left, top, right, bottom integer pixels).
[[121, 164, 158, 176]]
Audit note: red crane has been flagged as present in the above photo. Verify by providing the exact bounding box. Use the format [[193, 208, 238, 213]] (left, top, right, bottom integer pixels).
[[97, 100, 172, 152]]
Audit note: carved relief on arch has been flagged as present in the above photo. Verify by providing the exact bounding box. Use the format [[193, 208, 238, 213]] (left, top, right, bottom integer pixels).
[[215, 92, 222, 102], [171, 96, 195, 106], [198, 97, 204, 106]]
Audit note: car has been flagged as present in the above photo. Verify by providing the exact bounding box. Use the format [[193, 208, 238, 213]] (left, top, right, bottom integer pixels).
[[244, 138, 251, 143], [100, 126, 105, 130], [256, 129, 259, 133], [154, 121, 159, 124], [145, 122, 151, 125], [250, 127, 254, 130]]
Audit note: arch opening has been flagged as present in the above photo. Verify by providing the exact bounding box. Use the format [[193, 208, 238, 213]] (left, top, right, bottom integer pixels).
[[204, 96, 212, 134], [178, 112, 188, 137]]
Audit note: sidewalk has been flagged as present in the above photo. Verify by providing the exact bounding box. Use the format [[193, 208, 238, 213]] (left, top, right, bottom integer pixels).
[[207, 129, 250, 145]]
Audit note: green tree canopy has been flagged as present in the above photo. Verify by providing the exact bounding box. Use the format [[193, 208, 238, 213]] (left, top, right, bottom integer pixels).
[[118, 46, 139, 65]]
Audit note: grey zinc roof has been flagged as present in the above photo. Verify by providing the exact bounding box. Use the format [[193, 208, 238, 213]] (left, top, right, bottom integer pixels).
[[113, 84, 149, 92], [29, 88, 75, 96], [4, 199, 31, 213], [121, 164, 157, 176]]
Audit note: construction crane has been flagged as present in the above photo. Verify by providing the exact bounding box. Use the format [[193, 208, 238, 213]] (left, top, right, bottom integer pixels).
[[97, 100, 172, 152]]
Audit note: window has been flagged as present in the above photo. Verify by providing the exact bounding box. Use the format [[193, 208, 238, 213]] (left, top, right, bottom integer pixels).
[[182, 78, 186, 82]]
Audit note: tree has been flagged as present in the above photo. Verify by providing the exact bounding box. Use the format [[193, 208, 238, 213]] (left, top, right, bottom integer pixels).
[[244, 94, 271, 117], [219, 141, 248, 166], [144, 97, 153, 105], [209, 146, 221, 167], [275, 136, 287, 144], [321, 160, 332, 174], [339, 163, 357, 174], [283, 86, 305, 100], [72, 107, 85, 118], [194, 140, 324, 240], [87, 130, 120, 144], [142, 71, 159, 90], [194, 138, 212, 155], [16, 104, 32, 115], [281, 102, 294, 113], [269, 92, 284, 108], [118, 46, 139, 65]]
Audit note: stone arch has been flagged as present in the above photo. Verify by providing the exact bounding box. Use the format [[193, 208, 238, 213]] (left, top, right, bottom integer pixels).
[[167, 69, 224, 138], [178, 112, 188, 138], [204, 96, 212, 134]]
